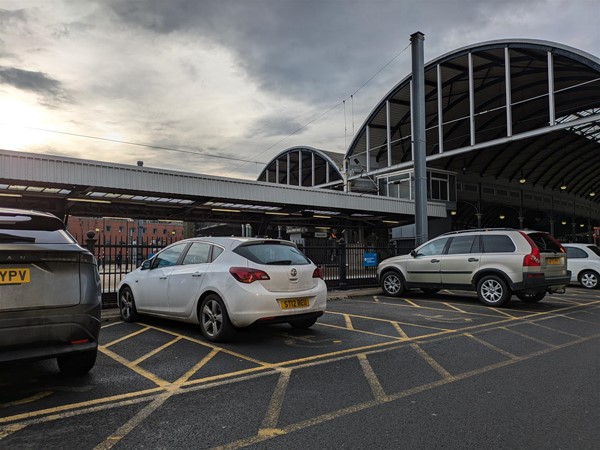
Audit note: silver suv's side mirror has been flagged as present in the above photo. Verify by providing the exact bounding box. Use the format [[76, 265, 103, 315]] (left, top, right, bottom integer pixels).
[[410, 250, 417, 257]]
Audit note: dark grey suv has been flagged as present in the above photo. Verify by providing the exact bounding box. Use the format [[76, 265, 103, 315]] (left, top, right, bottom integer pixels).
[[0, 208, 101, 375]]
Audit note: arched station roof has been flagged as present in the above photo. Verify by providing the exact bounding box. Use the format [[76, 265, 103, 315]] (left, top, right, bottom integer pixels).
[[346, 39, 600, 203], [257, 146, 344, 188]]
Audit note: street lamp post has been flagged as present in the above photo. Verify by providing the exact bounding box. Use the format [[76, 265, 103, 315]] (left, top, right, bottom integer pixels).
[[455, 200, 483, 228]]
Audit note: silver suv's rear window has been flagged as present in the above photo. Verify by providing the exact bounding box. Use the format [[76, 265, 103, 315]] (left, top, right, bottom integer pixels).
[[527, 232, 562, 252], [0, 212, 74, 244], [234, 243, 310, 265]]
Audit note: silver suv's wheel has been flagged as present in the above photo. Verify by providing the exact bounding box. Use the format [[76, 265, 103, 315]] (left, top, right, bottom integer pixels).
[[579, 270, 599, 289], [476, 275, 511, 306], [381, 271, 405, 297]]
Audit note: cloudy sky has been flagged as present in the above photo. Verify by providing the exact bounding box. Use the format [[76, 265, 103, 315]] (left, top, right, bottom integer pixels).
[[1, 0, 599, 179]]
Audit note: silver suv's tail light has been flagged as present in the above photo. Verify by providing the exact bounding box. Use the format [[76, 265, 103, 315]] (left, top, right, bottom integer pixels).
[[519, 231, 541, 267]]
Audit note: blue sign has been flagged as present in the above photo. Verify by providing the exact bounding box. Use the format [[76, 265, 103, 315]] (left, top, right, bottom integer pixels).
[[363, 252, 378, 267]]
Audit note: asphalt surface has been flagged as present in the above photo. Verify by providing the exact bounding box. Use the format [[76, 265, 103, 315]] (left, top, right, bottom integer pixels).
[[1, 287, 599, 449]]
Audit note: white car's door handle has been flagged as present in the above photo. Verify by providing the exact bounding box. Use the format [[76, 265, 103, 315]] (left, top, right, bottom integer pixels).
[[192, 273, 203, 277], [159, 276, 167, 280]]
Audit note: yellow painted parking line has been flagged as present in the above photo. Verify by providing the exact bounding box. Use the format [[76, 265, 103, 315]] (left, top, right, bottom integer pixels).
[[410, 343, 454, 380], [501, 326, 558, 348], [318, 322, 404, 340], [464, 333, 517, 359], [0, 423, 26, 439], [357, 354, 386, 401], [343, 314, 354, 330], [102, 326, 150, 349], [391, 322, 409, 339], [402, 298, 421, 308], [142, 324, 272, 368], [95, 348, 221, 450], [529, 321, 582, 338], [442, 302, 468, 313], [259, 369, 291, 433], [489, 308, 517, 319], [373, 296, 381, 303], [99, 347, 170, 388], [326, 310, 451, 332], [0, 387, 163, 425], [0, 392, 52, 409], [101, 321, 124, 329], [131, 337, 183, 366], [214, 333, 600, 450]]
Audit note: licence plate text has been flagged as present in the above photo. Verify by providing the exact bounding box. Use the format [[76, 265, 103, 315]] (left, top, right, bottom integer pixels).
[[0, 268, 30, 285], [279, 298, 310, 309], [547, 257, 561, 265]]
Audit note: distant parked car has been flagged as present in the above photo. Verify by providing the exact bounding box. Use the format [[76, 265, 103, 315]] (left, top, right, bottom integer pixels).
[[563, 243, 600, 289], [117, 237, 327, 342], [378, 228, 570, 307], [0, 208, 102, 375]]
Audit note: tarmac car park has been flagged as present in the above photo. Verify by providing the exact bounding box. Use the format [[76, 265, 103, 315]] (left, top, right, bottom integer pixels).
[[1, 286, 598, 449]]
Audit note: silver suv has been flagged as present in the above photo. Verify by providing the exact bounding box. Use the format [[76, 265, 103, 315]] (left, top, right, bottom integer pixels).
[[377, 229, 571, 306], [0, 208, 101, 375]]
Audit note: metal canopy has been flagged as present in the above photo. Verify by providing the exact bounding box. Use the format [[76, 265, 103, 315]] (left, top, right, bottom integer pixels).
[[346, 39, 600, 205], [0, 149, 446, 229]]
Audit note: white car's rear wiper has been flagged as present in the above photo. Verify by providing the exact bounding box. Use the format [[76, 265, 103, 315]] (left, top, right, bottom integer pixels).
[[267, 260, 293, 265]]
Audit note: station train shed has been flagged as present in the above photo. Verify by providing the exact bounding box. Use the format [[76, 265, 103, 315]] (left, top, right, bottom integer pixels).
[[1, 39, 600, 243]]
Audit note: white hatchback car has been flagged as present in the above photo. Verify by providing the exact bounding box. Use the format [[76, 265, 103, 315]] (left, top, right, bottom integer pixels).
[[563, 243, 600, 289], [117, 237, 327, 341]]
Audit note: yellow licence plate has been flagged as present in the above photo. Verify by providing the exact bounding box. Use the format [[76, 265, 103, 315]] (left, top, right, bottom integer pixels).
[[279, 298, 310, 310], [0, 268, 31, 285], [547, 257, 561, 265]]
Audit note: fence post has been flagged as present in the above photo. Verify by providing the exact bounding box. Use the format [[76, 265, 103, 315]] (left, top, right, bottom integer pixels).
[[339, 238, 347, 290], [85, 230, 97, 255]]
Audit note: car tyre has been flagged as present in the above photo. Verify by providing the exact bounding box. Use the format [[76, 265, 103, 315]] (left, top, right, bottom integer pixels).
[[516, 291, 546, 302], [57, 348, 97, 376], [578, 270, 599, 289], [119, 287, 138, 322], [381, 271, 405, 297], [289, 317, 318, 329], [199, 294, 235, 342], [476, 275, 511, 307]]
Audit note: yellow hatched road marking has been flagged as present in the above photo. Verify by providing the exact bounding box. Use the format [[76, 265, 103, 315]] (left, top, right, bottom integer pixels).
[[391, 322, 410, 339], [0, 423, 26, 439], [464, 333, 517, 359], [259, 369, 291, 433], [327, 310, 451, 331], [0, 392, 52, 408], [343, 314, 354, 330], [410, 343, 454, 380], [357, 354, 386, 401], [102, 327, 150, 348], [131, 337, 183, 366], [402, 298, 421, 308], [99, 347, 170, 388], [442, 302, 468, 313]]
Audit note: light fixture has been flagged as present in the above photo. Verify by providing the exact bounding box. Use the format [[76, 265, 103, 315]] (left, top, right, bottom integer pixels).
[[265, 211, 290, 216], [560, 181, 567, 191], [67, 197, 111, 204], [313, 215, 331, 219], [561, 220, 567, 225], [499, 214, 506, 220], [450, 210, 457, 216], [590, 192, 596, 197], [211, 208, 241, 213], [580, 223, 585, 228], [519, 171, 526, 184], [0, 192, 23, 198], [383, 220, 400, 224]]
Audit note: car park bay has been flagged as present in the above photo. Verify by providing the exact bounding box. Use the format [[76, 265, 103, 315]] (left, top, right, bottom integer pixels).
[[1, 287, 599, 448]]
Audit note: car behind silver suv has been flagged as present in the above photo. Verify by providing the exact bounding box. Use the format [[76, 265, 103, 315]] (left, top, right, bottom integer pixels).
[[377, 228, 570, 307], [0, 208, 101, 375]]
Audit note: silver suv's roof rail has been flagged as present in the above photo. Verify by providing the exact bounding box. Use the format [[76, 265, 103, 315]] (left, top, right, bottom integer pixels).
[[441, 228, 519, 236]]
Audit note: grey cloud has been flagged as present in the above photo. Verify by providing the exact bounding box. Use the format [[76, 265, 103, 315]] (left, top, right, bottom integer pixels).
[[0, 67, 69, 106], [0, 8, 29, 25], [101, 0, 538, 107], [247, 114, 306, 139]]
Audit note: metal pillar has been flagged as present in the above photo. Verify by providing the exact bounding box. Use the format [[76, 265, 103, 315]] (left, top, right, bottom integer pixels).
[[411, 31, 428, 246]]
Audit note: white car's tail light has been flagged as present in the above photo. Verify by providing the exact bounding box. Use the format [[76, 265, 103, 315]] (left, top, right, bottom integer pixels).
[[229, 267, 270, 283], [312, 267, 324, 279]]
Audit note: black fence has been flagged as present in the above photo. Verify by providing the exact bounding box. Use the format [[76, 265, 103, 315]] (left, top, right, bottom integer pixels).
[[79, 235, 412, 308]]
